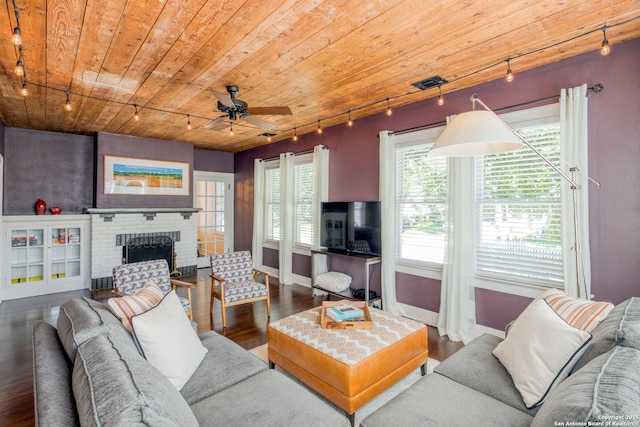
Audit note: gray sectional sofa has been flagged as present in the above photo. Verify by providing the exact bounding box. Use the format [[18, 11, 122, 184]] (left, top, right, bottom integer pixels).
[[361, 297, 640, 427], [32, 296, 350, 427]]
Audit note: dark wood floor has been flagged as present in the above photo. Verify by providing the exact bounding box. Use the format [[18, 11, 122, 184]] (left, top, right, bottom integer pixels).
[[0, 269, 463, 427]]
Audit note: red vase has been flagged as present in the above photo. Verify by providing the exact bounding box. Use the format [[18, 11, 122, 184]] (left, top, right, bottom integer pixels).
[[35, 199, 46, 215]]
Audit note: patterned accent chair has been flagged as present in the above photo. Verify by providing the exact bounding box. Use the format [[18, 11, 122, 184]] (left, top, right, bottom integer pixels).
[[112, 259, 196, 320], [209, 251, 271, 329]]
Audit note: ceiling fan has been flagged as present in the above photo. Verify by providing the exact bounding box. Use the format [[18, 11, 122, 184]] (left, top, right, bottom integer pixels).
[[204, 85, 292, 131]]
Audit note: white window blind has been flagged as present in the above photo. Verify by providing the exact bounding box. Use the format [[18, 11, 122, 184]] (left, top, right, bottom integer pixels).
[[396, 142, 447, 264], [475, 124, 563, 285], [294, 160, 314, 245], [264, 164, 280, 241]]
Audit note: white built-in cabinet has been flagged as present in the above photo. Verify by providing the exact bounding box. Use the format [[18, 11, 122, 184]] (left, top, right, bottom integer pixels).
[[2, 215, 90, 300]]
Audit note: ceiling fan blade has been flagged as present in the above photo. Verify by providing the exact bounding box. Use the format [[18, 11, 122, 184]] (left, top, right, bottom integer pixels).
[[242, 115, 276, 130], [247, 106, 292, 116], [213, 90, 236, 109], [203, 116, 227, 129]]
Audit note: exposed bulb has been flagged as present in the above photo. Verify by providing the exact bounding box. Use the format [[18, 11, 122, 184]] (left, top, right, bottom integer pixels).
[[187, 115, 192, 130], [506, 68, 514, 82], [347, 111, 353, 126], [15, 60, 24, 76], [64, 99, 72, 111], [293, 128, 298, 141], [437, 95, 444, 106], [230, 124, 234, 136], [20, 83, 28, 97], [317, 121, 322, 134], [12, 27, 22, 45], [600, 39, 610, 56]]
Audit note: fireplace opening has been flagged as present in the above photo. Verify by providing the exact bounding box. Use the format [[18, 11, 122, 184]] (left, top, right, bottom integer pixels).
[[123, 235, 181, 277]]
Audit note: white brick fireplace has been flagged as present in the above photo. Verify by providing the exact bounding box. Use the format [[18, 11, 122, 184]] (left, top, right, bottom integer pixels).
[[87, 208, 199, 290]]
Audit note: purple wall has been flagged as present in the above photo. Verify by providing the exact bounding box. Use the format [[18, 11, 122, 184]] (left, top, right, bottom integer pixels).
[[4, 128, 94, 215], [234, 39, 640, 329], [193, 148, 234, 173], [95, 132, 194, 208]]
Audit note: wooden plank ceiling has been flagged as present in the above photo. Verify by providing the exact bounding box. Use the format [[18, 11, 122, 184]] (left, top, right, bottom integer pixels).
[[1, 0, 639, 152]]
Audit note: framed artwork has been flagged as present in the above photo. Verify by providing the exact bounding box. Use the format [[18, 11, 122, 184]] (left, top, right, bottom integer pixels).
[[104, 155, 190, 196]]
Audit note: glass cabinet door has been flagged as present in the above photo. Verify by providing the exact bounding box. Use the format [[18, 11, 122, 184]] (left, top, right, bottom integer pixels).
[[51, 227, 81, 280], [10, 228, 45, 284]]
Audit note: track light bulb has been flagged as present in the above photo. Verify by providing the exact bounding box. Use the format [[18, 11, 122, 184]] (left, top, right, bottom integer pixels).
[[600, 26, 611, 56], [20, 83, 28, 97], [12, 27, 22, 45], [15, 60, 24, 76], [386, 98, 392, 116]]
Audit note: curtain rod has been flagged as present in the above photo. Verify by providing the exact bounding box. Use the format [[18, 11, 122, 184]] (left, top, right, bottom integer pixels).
[[259, 144, 327, 162], [388, 84, 603, 137]]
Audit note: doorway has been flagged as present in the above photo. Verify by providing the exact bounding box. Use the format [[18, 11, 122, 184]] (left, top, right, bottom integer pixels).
[[193, 172, 234, 268]]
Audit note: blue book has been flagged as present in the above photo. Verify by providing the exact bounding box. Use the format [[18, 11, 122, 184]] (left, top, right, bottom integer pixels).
[[328, 304, 364, 321]]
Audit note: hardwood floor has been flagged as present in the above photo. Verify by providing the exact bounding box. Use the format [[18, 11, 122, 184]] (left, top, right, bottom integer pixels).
[[0, 269, 463, 427]]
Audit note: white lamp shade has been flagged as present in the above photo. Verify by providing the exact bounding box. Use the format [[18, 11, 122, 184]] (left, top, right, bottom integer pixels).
[[430, 110, 524, 156]]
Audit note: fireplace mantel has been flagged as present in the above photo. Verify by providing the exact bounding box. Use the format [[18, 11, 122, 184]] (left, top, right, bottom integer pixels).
[[87, 208, 199, 221]]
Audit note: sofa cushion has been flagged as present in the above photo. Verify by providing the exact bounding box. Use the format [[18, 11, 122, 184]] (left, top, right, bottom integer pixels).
[[32, 321, 80, 427], [492, 299, 592, 408], [190, 369, 351, 427], [57, 297, 136, 362], [434, 333, 537, 415], [72, 334, 198, 427], [180, 331, 268, 405], [361, 373, 533, 427], [108, 282, 164, 332], [535, 288, 614, 332], [532, 346, 640, 427], [573, 297, 640, 372], [130, 291, 207, 390]]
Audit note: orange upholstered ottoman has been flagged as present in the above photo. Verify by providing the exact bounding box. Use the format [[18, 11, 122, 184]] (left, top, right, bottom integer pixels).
[[267, 304, 428, 424]]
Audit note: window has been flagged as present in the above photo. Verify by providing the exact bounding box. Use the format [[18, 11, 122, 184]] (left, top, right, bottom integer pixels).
[[393, 104, 563, 288], [396, 140, 447, 265], [294, 158, 314, 246], [475, 122, 562, 285], [263, 155, 315, 246], [264, 163, 280, 241]]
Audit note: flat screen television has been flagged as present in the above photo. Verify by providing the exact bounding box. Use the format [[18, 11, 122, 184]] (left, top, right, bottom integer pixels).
[[320, 201, 381, 256]]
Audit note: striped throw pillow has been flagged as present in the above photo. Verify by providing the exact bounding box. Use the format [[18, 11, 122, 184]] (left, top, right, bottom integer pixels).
[[108, 282, 165, 332], [536, 288, 614, 332]]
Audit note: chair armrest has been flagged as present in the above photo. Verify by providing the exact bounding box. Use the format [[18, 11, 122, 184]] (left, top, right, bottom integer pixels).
[[252, 268, 271, 278], [209, 273, 226, 284], [170, 279, 196, 289], [112, 289, 127, 297]]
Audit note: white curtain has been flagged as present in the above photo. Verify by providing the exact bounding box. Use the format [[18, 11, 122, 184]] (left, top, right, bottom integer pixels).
[[252, 159, 265, 269], [279, 152, 295, 285], [312, 145, 330, 276], [437, 116, 477, 344], [378, 131, 402, 314], [560, 84, 591, 299]]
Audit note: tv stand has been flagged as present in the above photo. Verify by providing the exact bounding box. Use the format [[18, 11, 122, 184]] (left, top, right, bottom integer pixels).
[[310, 249, 382, 307]]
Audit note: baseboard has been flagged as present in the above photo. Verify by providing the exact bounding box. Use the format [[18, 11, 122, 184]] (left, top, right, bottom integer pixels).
[[397, 303, 439, 327], [471, 324, 505, 339]]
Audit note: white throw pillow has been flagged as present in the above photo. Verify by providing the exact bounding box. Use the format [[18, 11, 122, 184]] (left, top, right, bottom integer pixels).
[[131, 291, 207, 390], [315, 271, 352, 292], [492, 299, 592, 409]]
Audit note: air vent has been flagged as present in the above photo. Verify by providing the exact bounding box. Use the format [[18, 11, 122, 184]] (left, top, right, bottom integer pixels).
[[411, 76, 448, 90]]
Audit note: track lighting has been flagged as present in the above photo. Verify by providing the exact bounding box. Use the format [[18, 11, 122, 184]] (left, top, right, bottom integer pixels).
[[386, 98, 392, 116], [20, 83, 28, 97], [505, 58, 514, 82], [12, 27, 22, 45], [348, 110, 353, 126], [14, 60, 24, 76], [133, 104, 139, 121], [293, 127, 298, 141], [64, 91, 72, 111], [437, 85, 444, 106], [186, 114, 192, 130], [600, 26, 611, 55], [317, 120, 322, 134]]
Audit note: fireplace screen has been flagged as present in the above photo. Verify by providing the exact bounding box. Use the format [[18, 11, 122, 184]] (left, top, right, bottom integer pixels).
[[124, 235, 174, 272]]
